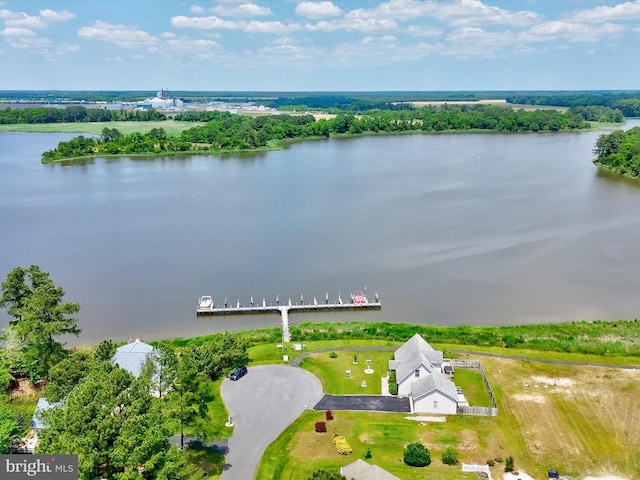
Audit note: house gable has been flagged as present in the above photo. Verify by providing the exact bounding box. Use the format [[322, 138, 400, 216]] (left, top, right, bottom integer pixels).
[[112, 339, 155, 378]]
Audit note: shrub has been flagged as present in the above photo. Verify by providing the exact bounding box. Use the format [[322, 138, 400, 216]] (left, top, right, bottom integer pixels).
[[326, 410, 333, 421], [505, 456, 515, 472], [442, 447, 459, 465], [403, 442, 431, 467], [487, 459, 495, 467], [307, 469, 347, 480], [329, 351, 338, 358], [364, 448, 372, 459], [315, 421, 327, 433], [388, 370, 398, 395]]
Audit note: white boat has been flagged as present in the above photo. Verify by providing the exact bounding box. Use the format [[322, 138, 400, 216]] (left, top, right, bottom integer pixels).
[[198, 295, 213, 309]]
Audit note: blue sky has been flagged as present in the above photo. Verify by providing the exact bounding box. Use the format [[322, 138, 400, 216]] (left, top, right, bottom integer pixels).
[[1, 0, 639, 91]]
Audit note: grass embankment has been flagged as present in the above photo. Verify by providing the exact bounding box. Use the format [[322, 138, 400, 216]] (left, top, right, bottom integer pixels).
[[0, 120, 203, 136]]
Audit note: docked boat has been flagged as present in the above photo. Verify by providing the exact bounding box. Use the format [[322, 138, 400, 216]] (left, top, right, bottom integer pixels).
[[351, 291, 366, 304], [198, 295, 213, 310]]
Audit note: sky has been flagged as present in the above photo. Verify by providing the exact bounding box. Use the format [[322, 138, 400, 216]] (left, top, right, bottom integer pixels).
[[1, 0, 639, 91]]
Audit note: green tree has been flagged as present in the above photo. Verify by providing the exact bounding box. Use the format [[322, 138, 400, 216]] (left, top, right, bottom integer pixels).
[[1, 265, 81, 381], [505, 455, 515, 472], [165, 352, 214, 448], [442, 446, 459, 465], [37, 364, 202, 480], [192, 332, 249, 380], [153, 343, 178, 398], [403, 442, 431, 467], [94, 339, 116, 362], [0, 405, 19, 453], [44, 353, 95, 402]]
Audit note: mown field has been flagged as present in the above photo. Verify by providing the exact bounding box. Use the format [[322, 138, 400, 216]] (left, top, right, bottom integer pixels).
[[255, 348, 639, 480], [0, 120, 203, 136]]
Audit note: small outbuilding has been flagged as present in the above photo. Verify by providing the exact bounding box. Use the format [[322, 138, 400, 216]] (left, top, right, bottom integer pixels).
[[340, 459, 400, 480], [112, 338, 155, 378]]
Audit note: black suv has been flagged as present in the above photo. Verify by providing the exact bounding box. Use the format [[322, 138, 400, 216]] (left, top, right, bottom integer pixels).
[[229, 366, 248, 381]]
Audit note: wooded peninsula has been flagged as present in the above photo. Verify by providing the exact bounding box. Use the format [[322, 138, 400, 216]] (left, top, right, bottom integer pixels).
[[593, 126, 640, 178], [38, 104, 621, 163]]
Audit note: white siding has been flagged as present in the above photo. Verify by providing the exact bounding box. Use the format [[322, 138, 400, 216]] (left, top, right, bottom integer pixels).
[[413, 391, 457, 414], [397, 364, 431, 396]]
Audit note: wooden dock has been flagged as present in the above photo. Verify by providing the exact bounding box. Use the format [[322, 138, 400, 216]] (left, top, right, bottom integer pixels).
[[197, 292, 381, 342]]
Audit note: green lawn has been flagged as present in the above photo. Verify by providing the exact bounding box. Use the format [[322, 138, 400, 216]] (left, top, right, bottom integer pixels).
[[0, 120, 203, 136], [298, 350, 394, 395], [256, 410, 498, 480], [452, 369, 493, 408]]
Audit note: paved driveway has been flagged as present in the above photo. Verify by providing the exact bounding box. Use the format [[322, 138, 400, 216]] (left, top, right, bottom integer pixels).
[[314, 394, 411, 412], [220, 365, 324, 480]]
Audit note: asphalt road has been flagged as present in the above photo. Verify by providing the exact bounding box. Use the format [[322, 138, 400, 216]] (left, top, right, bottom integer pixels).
[[314, 394, 411, 412], [220, 365, 324, 480]]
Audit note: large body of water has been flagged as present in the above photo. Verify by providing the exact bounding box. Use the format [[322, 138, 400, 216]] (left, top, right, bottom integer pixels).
[[2, 122, 640, 345]]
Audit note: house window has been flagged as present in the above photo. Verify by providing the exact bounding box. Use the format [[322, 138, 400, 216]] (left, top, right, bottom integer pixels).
[[414, 369, 420, 377], [433, 400, 438, 409]]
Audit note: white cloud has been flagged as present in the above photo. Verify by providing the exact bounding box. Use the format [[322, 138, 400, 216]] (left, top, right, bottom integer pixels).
[[570, 0, 640, 23], [344, 0, 538, 27], [295, 1, 342, 20], [406, 25, 442, 37], [5, 12, 47, 29], [1, 26, 36, 37], [306, 17, 398, 33], [172, 15, 302, 33], [530, 21, 624, 42], [6, 35, 51, 49], [171, 15, 240, 30], [78, 21, 158, 48], [39, 9, 75, 23], [211, 3, 273, 17]]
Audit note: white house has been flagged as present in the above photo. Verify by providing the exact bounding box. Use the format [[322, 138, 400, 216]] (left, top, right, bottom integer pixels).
[[388, 333, 458, 414]]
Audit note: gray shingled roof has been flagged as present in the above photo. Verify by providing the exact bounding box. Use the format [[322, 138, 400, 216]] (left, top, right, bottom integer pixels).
[[411, 372, 458, 402], [31, 397, 62, 430], [340, 459, 401, 480], [391, 333, 438, 383], [112, 339, 155, 378]]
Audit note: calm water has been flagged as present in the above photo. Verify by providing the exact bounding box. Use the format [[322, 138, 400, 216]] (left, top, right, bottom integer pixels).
[[2, 122, 640, 345]]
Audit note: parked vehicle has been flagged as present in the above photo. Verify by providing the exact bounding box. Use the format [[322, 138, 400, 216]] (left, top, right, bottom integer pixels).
[[229, 366, 248, 381]]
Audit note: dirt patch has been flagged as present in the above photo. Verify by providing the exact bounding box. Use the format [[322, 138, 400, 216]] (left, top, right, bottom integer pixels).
[[530, 376, 575, 388], [512, 393, 548, 404], [7, 378, 42, 397], [290, 431, 342, 460], [358, 433, 373, 444], [583, 476, 630, 480]]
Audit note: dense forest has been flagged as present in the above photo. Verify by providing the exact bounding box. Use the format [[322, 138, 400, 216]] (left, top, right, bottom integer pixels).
[[41, 106, 599, 162], [508, 92, 640, 118], [0, 106, 166, 124], [592, 126, 640, 178]]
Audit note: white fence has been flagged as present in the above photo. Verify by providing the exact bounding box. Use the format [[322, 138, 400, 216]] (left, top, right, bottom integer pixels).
[[451, 359, 498, 416], [462, 462, 493, 480]]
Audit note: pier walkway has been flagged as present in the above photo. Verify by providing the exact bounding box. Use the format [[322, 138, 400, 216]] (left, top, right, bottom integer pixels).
[[197, 292, 381, 342]]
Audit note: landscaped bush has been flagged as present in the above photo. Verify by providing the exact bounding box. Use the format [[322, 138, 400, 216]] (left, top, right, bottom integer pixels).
[[326, 410, 333, 421], [364, 448, 372, 459], [389, 370, 398, 395], [505, 456, 515, 472], [487, 459, 495, 467], [329, 351, 337, 358], [442, 447, 459, 465], [403, 442, 431, 467], [307, 469, 347, 480], [315, 421, 327, 433]]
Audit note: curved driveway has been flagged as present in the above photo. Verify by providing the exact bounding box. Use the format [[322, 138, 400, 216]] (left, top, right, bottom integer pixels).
[[220, 365, 324, 480]]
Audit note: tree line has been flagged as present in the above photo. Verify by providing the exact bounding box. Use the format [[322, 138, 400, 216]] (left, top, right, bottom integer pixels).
[[507, 93, 640, 118], [592, 126, 640, 178], [42, 105, 602, 162], [0, 106, 166, 124], [0, 265, 249, 478]]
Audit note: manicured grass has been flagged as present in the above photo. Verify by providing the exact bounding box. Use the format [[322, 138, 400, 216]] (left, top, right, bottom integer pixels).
[[298, 350, 394, 395], [452, 369, 493, 408], [0, 120, 203, 136], [256, 410, 498, 480], [247, 339, 397, 366], [190, 377, 233, 441]]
